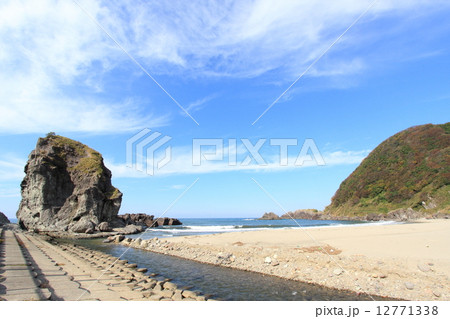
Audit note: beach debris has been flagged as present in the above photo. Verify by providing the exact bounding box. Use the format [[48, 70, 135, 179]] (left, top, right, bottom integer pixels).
[[264, 257, 272, 264], [272, 260, 280, 266], [417, 264, 431, 272], [404, 282, 415, 290], [333, 268, 343, 276], [432, 290, 441, 298]]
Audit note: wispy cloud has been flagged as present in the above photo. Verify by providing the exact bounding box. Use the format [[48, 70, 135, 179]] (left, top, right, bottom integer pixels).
[[106, 148, 370, 178], [1, 0, 448, 134], [183, 94, 218, 115], [0, 155, 26, 182], [0, 186, 21, 198]]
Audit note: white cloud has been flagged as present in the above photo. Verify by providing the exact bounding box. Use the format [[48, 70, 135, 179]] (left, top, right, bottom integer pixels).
[[0, 186, 21, 198], [1, 0, 448, 134], [0, 156, 26, 182], [106, 147, 370, 178], [0, 0, 169, 134], [183, 94, 218, 115]]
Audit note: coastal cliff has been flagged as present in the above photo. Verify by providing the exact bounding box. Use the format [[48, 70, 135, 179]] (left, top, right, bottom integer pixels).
[[325, 123, 450, 219]]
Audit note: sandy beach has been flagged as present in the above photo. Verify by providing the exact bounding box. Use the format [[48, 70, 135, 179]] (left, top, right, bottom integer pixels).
[[123, 219, 450, 301]]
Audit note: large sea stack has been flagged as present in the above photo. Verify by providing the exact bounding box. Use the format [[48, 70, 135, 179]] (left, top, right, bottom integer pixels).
[[17, 134, 122, 233], [326, 123, 450, 219]]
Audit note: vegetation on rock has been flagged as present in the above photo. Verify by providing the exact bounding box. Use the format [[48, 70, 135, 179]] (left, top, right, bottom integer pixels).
[[326, 123, 450, 218]]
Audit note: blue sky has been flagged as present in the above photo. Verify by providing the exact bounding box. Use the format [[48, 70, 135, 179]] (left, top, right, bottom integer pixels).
[[1, 0, 449, 219]]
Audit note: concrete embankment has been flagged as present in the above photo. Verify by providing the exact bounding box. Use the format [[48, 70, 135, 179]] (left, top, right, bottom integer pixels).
[[0, 226, 207, 301]]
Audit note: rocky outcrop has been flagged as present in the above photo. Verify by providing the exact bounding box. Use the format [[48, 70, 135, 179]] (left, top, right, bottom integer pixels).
[[258, 210, 323, 220], [0, 212, 10, 225], [280, 209, 322, 220], [16, 134, 122, 233], [114, 214, 182, 228], [258, 212, 281, 220]]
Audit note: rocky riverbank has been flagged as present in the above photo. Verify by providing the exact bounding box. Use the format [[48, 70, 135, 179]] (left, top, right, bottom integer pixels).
[[114, 219, 450, 301]]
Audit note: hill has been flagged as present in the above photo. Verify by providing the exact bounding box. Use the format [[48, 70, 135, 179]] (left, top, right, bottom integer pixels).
[[325, 123, 450, 219]]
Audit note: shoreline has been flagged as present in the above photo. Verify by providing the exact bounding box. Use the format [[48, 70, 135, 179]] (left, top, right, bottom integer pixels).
[[118, 219, 450, 301]]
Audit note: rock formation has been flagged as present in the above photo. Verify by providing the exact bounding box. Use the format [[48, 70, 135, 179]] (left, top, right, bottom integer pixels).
[[258, 209, 323, 220], [258, 212, 281, 220], [114, 213, 182, 228], [0, 212, 10, 225], [280, 209, 322, 220], [16, 134, 122, 233]]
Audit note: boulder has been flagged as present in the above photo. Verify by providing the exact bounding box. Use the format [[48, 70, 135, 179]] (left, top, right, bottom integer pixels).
[[97, 221, 112, 232], [154, 217, 182, 227], [114, 213, 182, 228], [258, 212, 281, 220], [70, 219, 95, 233], [16, 134, 122, 233], [121, 224, 143, 234], [114, 235, 125, 243], [386, 208, 421, 221]]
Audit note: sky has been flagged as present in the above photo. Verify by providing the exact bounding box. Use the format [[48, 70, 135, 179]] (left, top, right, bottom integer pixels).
[[1, 0, 449, 220]]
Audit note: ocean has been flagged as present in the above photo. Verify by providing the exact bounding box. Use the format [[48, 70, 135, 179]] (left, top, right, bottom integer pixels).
[[128, 217, 376, 240]]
